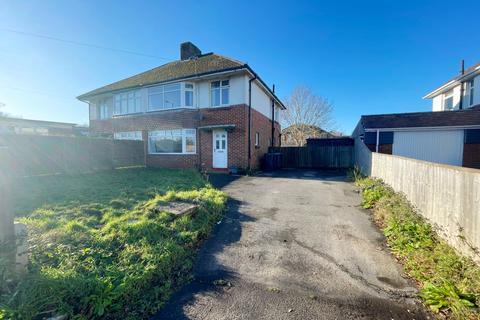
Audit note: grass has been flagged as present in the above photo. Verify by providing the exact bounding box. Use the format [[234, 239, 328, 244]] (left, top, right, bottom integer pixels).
[[0, 168, 227, 319], [354, 172, 480, 319]]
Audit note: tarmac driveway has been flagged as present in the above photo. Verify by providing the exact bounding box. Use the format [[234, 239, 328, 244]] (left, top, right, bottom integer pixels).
[[155, 170, 429, 320]]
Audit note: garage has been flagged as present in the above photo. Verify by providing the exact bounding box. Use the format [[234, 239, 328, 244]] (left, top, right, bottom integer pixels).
[[393, 130, 464, 166]]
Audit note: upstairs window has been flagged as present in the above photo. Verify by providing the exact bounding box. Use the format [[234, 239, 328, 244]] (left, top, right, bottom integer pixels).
[[98, 99, 111, 119], [443, 89, 454, 110], [184, 83, 194, 107], [470, 80, 475, 106], [211, 80, 230, 107], [114, 90, 142, 115], [148, 83, 184, 111]]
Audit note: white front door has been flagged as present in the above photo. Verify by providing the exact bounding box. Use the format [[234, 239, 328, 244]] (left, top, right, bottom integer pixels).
[[213, 130, 228, 168]]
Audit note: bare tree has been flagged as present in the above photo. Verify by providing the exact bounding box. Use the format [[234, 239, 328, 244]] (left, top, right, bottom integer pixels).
[[281, 86, 335, 146]]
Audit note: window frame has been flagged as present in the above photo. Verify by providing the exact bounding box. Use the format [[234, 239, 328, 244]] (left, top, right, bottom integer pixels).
[[148, 129, 197, 155], [210, 79, 230, 107], [443, 89, 454, 110], [114, 131, 143, 141], [98, 98, 111, 120], [148, 82, 195, 112], [255, 132, 260, 147], [469, 80, 475, 106], [114, 90, 142, 116]]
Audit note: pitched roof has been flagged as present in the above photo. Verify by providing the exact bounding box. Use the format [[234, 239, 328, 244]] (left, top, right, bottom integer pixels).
[[360, 107, 480, 130], [78, 53, 244, 99], [424, 61, 480, 99]]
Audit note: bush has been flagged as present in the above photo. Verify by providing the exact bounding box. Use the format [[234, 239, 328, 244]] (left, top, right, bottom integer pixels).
[[356, 177, 480, 319]]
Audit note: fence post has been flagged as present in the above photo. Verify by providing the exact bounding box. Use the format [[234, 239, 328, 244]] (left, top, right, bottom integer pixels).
[[0, 145, 16, 274]]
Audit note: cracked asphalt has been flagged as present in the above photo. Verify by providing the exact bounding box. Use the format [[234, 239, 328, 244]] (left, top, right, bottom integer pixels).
[[154, 169, 430, 320]]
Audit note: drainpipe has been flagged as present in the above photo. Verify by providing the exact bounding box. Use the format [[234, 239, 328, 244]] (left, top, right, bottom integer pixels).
[[459, 60, 465, 110], [271, 84, 275, 148], [375, 129, 380, 153], [248, 75, 257, 171]]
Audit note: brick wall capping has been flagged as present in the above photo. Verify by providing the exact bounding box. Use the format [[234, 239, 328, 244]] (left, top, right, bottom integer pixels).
[[198, 124, 236, 132]]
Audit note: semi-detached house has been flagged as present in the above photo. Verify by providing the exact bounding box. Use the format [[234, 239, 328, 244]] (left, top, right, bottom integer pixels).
[[78, 42, 285, 172]]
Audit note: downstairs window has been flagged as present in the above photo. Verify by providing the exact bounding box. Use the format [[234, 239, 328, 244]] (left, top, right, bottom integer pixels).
[[148, 129, 196, 154]]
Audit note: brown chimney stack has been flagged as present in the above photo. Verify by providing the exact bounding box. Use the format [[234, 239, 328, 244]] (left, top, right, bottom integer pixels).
[[180, 42, 201, 60]]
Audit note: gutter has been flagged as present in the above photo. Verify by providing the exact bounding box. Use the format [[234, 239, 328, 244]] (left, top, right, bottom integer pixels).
[[271, 84, 275, 147], [248, 74, 257, 171]]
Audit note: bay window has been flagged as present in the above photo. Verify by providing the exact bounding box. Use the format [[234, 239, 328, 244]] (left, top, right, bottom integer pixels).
[[148, 82, 194, 111], [148, 129, 196, 154], [211, 80, 230, 106], [98, 98, 111, 119], [114, 90, 142, 115]]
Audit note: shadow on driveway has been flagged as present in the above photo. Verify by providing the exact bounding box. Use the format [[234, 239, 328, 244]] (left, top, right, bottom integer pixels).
[[152, 198, 254, 320]]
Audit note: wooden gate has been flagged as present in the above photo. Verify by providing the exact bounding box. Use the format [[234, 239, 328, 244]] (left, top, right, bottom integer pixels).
[[269, 138, 354, 169]]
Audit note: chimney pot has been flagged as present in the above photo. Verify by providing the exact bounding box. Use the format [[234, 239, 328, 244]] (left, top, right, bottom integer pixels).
[[181, 42, 201, 60]]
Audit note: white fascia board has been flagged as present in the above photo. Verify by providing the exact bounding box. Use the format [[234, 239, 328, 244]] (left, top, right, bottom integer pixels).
[[364, 124, 480, 132], [423, 67, 480, 99]]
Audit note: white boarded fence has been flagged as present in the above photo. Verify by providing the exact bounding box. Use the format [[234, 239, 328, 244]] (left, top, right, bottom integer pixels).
[[355, 139, 480, 262]]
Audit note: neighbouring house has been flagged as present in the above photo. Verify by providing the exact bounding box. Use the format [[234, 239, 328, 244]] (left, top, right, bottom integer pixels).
[[0, 117, 84, 137], [77, 42, 285, 172], [424, 61, 479, 111], [353, 109, 480, 168], [281, 124, 338, 146], [353, 60, 480, 169]]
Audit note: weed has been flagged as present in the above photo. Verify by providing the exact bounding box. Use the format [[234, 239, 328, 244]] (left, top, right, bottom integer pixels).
[[355, 177, 480, 319]]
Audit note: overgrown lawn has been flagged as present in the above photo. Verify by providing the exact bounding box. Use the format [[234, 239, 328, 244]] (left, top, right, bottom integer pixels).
[[0, 168, 226, 319]]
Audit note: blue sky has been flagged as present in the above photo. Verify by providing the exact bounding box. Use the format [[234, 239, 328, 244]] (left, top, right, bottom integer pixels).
[[0, 0, 479, 133]]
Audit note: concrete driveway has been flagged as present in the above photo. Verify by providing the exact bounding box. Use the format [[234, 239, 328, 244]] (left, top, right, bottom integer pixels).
[[155, 170, 429, 320]]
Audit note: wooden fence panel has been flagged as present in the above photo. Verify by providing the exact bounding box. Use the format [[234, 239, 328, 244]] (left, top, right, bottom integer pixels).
[[0, 135, 145, 177], [269, 145, 354, 168]]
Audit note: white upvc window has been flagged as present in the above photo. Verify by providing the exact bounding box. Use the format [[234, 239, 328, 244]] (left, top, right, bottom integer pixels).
[[114, 90, 142, 115], [184, 83, 194, 107], [255, 132, 260, 147], [210, 80, 230, 107], [469, 79, 475, 106], [148, 82, 195, 111], [98, 98, 111, 119], [114, 131, 143, 140], [148, 129, 196, 154], [443, 89, 454, 110]]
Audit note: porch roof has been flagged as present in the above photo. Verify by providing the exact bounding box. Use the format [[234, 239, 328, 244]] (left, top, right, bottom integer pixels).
[[197, 124, 236, 131]]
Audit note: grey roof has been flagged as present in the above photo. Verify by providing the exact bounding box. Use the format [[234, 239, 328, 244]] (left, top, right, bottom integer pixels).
[[360, 106, 480, 129], [78, 53, 245, 99]]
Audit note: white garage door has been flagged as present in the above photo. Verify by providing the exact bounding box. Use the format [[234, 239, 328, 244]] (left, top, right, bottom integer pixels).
[[393, 130, 464, 166]]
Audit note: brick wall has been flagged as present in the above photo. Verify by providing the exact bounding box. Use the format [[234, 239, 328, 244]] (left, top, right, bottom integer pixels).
[[250, 108, 281, 170], [90, 104, 280, 171], [463, 144, 480, 169], [199, 105, 248, 171]]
